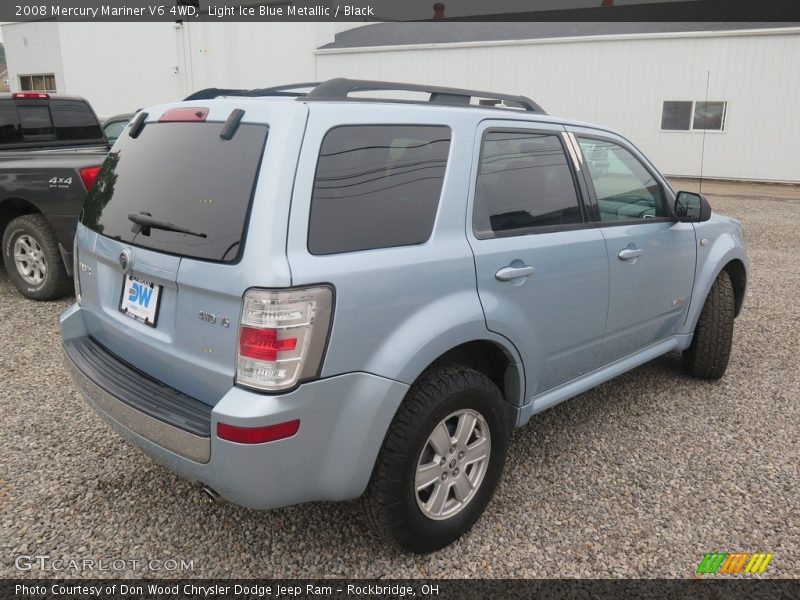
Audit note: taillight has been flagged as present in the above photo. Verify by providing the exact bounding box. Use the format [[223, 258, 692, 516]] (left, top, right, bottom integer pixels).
[[236, 286, 333, 391], [13, 92, 49, 99], [79, 166, 101, 191], [239, 327, 298, 361]]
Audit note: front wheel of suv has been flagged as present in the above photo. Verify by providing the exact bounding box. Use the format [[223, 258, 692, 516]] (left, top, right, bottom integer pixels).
[[2, 214, 72, 301], [363, 365, 510, 553], [683, 270, 735, 380]]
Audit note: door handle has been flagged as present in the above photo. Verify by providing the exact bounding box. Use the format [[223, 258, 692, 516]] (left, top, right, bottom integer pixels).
[[495, 265, 536, 281], [618, 248, 643, 261]]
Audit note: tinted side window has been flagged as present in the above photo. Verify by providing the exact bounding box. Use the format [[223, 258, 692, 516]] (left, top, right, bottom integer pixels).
[[308, 125, 451, 255], [51, 100, 103, 140], [18, 106, 55, 139], [473, 131, 582, 238], [578, 138, 667, 221], [0, 100, 22, 144]]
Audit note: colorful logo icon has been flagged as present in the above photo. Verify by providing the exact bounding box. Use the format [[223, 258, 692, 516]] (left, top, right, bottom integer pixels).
[[128, 281, 153, 307], [696, 552, 773, 574]]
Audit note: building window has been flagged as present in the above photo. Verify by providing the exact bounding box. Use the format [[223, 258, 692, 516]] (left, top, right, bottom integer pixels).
[[19, 74, 57, 93], [693, 101, 726, 130], [661, 101, 727, 131]]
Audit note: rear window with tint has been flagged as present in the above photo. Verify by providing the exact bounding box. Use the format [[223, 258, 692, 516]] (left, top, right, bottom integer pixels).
[[308, 125, 451, 255], [19, 106, 55, 139], [50, 99, 103, 140], [82, 121, 268, 263], [0, 100, 22, 143]]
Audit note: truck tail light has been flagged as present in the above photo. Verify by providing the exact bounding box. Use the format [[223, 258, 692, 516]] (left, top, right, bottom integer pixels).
[[236, 286, 333, 391], [79, 165, 102, 191]]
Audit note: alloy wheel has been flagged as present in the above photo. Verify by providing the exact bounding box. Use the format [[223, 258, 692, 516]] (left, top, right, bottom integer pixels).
[[414, 408, 492, 520], [13, 234, 47, 285]]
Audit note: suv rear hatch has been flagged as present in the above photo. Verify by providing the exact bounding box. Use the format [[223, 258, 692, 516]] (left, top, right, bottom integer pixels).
[[74, 101, 307, 405]]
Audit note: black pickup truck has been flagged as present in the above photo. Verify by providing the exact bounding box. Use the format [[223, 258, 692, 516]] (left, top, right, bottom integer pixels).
[[1, 92, 109, 300]]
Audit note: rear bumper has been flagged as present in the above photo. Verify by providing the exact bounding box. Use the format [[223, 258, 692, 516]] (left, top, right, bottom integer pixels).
[[64, 336, 213, 462], [60, 303, 410, 509]]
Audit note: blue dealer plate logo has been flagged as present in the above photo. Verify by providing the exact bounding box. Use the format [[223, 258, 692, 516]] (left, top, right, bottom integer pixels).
[[128, 281, 154, 308]]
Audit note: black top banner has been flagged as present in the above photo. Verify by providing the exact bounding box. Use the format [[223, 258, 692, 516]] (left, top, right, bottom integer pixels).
[[5, 0, 800, 22]]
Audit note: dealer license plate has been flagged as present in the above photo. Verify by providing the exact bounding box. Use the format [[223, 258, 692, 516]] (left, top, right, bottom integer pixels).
[[119, 274, 162, 327]]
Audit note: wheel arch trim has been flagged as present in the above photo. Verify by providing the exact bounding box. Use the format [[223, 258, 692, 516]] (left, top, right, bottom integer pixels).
[[681, 235, 748, 335]]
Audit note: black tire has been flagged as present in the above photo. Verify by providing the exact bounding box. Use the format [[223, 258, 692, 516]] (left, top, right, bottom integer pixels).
[[2, 214, 71, 301], [683, 270, 735, 380], [363, 365, 510, 553]]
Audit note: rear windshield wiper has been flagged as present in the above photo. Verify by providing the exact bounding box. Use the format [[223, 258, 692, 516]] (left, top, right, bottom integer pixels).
[[128, 212, 207, 238]]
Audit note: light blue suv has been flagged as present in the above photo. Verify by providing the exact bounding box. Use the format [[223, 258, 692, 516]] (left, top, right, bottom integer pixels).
[[61, 79, 748, 553]]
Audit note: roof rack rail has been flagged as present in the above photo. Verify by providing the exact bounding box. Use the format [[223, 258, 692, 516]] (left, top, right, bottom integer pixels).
[[183, 83, 320, 101], [305, 78, 546, 114], [183, 78, 546, 114]]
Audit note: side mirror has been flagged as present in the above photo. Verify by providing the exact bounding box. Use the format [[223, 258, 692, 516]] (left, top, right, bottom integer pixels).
[[674, 191, 712, 223]]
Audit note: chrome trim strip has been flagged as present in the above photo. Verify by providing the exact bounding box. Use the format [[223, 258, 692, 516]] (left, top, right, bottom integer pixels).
[[65, 354, 211, 463], [567, 132, 584, 165], [562, 131, 581, 172]]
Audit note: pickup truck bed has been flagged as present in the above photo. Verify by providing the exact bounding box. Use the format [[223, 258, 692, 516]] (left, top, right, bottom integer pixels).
[[1, 145, 108, 258], [0, 93, 109, 300]]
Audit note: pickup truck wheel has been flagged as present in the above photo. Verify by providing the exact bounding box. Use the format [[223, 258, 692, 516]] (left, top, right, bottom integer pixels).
[[2, 214, 71, 301], [683, 270, 735, 380], [363, 365, 509, 553]]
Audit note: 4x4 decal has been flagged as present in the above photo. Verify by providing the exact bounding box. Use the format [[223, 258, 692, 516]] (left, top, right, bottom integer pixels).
[[48, 176, 72, 189]]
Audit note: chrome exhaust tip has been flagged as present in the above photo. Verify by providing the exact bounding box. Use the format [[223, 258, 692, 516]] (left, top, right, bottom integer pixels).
[[200, 485, 224, 505]]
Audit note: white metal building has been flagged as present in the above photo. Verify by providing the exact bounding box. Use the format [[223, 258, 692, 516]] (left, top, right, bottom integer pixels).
[[2, 21, 799, 181], [0, 22, 343, 116], [316, 22, 800, 183]]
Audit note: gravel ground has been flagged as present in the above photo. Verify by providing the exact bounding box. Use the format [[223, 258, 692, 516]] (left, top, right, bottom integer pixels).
[[1, 180, 798, 579]]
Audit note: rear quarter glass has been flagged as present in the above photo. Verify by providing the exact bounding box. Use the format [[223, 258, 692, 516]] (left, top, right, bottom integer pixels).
[[81, 121, 268, 263], [308, 124, 451, 255]]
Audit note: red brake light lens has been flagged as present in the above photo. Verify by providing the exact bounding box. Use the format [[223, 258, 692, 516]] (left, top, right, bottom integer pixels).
[[159, 107, 209, 122], [217, 420, 300, 444], [239, 327, 297, 362], [13, 92, 49, 99], [79, 166, 102, 191]]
